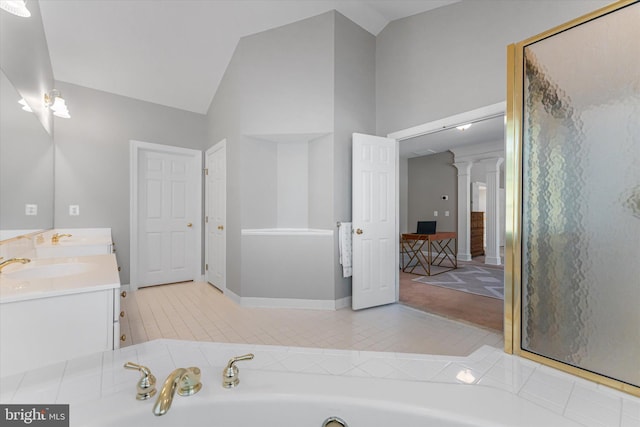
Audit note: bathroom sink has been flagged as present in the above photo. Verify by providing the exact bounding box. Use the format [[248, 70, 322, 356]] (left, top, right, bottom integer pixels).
[[3, 262, 93, 280]]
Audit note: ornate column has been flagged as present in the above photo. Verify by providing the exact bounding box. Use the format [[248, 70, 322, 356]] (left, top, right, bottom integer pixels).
[[453, 161, 473, 261], [481, 157, 504, 265]]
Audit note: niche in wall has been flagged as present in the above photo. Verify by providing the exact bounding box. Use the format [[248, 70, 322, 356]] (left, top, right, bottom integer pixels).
[[244, 133, 331, 229]]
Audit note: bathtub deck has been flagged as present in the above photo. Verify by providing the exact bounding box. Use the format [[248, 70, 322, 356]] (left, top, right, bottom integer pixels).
[[1, 340, 636, 427]]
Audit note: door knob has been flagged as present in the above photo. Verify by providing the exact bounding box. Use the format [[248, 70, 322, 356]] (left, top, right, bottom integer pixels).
[[187, 223, 193, 228], [217, 225, 224, 230], [355, 228, 363, 235]]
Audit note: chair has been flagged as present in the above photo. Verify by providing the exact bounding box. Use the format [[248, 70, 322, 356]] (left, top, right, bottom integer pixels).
[[416, 221, 436, 235]]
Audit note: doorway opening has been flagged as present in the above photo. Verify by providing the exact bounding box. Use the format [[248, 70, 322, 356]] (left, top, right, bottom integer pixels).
[[390, 103, 505, 332]]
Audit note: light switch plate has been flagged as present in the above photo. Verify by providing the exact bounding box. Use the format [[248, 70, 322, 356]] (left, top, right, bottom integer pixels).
[[69, 205, 80, 216], [434, 211, 438, 217], [445, 211, 450, 217], [25, 204, 38, 216]]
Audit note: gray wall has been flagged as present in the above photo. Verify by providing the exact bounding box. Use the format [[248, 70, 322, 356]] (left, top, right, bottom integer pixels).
[[206, 12, 335, 298], [376, 0, 610, 135], [407, 152, 457, 234], [333, 12, 376, 299], [53, 82, 207, 284], [0, 0, 54, 134], [206, 11, 375, 301], [0, 0, 55, 236], [0, 71, 53, 231], [386, 0, 609, 244], [399, 157, 409, 234]]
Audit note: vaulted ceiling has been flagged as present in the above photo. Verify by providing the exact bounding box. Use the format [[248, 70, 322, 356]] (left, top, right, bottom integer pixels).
[[39, 1, 459, 115]]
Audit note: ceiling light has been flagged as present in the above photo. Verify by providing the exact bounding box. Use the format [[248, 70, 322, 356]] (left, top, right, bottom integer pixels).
[[456, 123, 472, 131], [0, 0, 31, 17], [44, 89, 71, 119], [18, 98, 33, 112]]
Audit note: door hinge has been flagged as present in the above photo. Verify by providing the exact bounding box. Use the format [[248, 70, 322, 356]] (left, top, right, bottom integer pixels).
[[204, 168, 208, 175], [205, 264, 208, 271]]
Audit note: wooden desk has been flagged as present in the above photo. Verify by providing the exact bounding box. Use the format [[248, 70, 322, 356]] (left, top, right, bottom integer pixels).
[[401, 232, 457, 276]]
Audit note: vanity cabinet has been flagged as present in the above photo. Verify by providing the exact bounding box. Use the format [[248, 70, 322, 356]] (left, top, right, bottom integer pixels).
[[0, 254, 121, 377], [0, 289, 120, 376]]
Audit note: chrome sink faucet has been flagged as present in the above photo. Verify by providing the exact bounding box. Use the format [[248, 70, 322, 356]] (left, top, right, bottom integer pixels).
[[51, 233, 72, 244], [153, 367, 202, 416], [0, 257, 31, 273]]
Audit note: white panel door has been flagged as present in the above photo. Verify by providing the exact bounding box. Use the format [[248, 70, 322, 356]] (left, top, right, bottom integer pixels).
[[352, 133, 398, 310], [205, 140, 226, 291], [137, 147, 199, 287]]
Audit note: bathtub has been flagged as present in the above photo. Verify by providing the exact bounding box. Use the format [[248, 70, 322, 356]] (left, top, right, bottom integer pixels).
[[72, 369, 582, 427], [3, 341, 632, 427]]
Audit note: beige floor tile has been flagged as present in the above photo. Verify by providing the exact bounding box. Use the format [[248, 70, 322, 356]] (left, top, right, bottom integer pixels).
[[121, 281, 503, 356]]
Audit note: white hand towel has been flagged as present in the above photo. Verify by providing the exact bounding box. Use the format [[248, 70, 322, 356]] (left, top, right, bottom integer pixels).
[[338, 222, 352, 278]]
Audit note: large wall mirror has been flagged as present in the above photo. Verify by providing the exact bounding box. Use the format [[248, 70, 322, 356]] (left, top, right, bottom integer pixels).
[[0, 68, 54, 239], [507, 0, 639, 396]]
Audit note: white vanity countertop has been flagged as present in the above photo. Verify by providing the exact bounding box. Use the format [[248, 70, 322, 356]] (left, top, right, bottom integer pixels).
[[0, 254, 120, 303], [37, 228, 113, 246]]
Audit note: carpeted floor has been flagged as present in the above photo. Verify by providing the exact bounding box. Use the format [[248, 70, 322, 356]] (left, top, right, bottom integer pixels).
[[399, 260, 504, 332], [412, 265, 504, 299]]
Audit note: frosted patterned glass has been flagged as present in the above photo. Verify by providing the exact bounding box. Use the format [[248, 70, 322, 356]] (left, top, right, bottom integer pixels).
[[521, 4, 640, 387]]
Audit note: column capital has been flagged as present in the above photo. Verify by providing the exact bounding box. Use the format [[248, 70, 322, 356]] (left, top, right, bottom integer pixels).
[[452, 161, 473, 175], [479, 157, 504, 171]]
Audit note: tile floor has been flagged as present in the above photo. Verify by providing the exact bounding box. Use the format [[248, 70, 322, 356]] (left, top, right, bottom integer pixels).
[[120, 281, 503, 356]]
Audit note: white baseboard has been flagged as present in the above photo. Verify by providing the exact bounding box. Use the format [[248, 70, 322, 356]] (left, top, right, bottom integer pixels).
[[335, 296, 352, 309], [224, 289, 350, 311], [224, 288, 242, 305]]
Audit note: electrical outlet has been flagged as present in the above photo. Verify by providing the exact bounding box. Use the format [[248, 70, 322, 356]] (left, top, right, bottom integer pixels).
[[445, 211, 450, 217], [25, 204, 38, 216], [69, 205, 80, 216], [434, 211, 438, 217]]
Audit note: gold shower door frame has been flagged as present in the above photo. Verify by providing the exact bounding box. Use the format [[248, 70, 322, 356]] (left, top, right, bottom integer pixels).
[[505, 0, 639, 397]]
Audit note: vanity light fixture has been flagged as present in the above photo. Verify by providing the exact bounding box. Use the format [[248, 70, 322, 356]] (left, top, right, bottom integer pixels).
[[18, 98, 33, 112], [0, 0, 31, 17], [456, 123, 472, 131], [44, 89, 71, 118]]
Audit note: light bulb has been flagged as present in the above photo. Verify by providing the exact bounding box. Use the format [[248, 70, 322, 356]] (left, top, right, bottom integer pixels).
[[0, 0, 31, 17]]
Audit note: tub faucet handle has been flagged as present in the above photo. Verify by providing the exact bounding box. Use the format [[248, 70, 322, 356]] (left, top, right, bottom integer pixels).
[[124, 362, 157, 400], [222, 353, 254, 388]]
